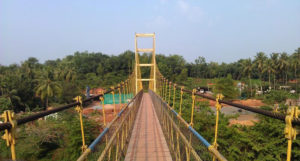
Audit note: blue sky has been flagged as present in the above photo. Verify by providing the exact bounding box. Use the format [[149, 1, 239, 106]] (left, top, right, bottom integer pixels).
[[1, 0, 300, 65]]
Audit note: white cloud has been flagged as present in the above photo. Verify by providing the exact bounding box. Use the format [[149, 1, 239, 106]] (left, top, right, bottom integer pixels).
[[177, 0, 204, 23]]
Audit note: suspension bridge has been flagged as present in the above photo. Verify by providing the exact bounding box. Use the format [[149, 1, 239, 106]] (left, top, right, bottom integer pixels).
[[1, 33, 299, 161]]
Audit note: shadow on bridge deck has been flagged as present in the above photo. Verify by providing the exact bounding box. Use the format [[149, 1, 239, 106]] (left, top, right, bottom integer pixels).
[[125, 93, 172, 161]]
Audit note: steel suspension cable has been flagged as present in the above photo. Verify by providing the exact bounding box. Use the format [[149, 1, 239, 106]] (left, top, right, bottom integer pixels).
[[174, 85, 300, 126], [0, 85, 127, 131]]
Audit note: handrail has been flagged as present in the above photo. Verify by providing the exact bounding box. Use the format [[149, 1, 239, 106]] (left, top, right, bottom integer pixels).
[[149, 90, 227, 161], [77, 90, 143, 161], [157, 75, 299, 161]]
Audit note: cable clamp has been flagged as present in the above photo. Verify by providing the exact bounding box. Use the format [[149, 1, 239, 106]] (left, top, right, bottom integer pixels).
[[1, 110, 17, 147], [192, 89, 196, 100], [215, 94, 224, 111], [74, 96, 83, 113], [285, 106, 298, 140]]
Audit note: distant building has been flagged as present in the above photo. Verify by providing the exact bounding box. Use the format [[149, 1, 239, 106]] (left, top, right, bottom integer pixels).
[[279, 86, 291, 90], [84, 87, 105, 96], [90, 88, 105, 95]]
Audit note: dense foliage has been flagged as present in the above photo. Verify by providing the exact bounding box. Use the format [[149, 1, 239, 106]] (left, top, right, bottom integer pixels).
[[0, 111, 99, 160], [175, 91, 300, 161], [0, 48, 299, 112], [213, 74, 239, 100]]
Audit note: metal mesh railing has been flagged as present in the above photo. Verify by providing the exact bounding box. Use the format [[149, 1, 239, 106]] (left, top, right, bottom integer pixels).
[[155, 72, 299, 161], [77, 90, 143, 161], [149, 90, 226, 161]]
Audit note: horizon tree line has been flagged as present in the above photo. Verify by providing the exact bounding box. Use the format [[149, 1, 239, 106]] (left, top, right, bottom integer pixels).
[[0, 48, 299, 112]]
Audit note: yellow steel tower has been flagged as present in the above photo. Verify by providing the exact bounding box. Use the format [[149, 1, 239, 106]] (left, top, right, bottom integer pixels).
[[134, 33, 156, 94]]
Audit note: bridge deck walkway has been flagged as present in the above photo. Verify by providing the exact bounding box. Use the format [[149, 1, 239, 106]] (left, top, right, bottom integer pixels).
[[124, 93, 172, 161]]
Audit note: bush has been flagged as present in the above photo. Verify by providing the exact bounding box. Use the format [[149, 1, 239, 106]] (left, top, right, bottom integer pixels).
[[0, 110, 99, 161], [213, 74, 239, 100], [0, 97, 11, 113], [263, 90, 298, 105]]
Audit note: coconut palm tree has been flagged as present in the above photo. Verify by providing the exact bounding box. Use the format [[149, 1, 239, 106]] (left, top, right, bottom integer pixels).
[[242, 58, 253, 96], [21, 62, 34, 79], [0, 73, 5, 96], [270, 53, 279, 89], [64, 67, 77, 82], [0, 89, 21, 112], [254, 52, 267, 91], [36, 70, 61, 108], [278, 53, 289, 85], [55, 64, 77, 82], [263, 59, 275, 90], [290, 49, 300, 92]]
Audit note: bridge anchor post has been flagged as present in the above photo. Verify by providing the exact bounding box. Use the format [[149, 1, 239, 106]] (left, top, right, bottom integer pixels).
[[1, 110, 17, 161], [284, 106, 299, 161], [110, 86, 116, 116], [179, 86, 184, 116], [168, 82, 171, 105], [172, 83, 176, 109], [121, 81, 125, 109], [118, 84, 122, 108], [74, 96, 87, 152], [164, 79, 168, 101], [212, 94, 224, 161]]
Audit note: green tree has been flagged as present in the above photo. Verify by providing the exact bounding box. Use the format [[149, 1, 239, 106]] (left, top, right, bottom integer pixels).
[[254, 52, 267, 91], [213, 74, 238, 100], [278, 53, 289, 85], [194, 56, 207, 78], [242, 58, 254, 97], [176, 68, 188, 83], [270, 53, 279, 89], [263, 59, 275, 90], [36, 71, 62, 108], [0, 97, 12, 113], [0, 111, 99, 160], [55, 63, 77, 82], [4, 89, 21, 111], [96, 63, 104, 76], [290, 49, 300, 92]]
